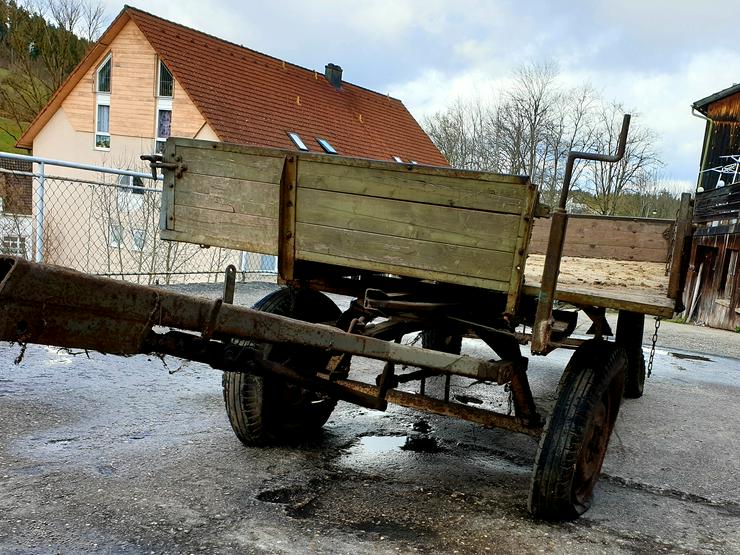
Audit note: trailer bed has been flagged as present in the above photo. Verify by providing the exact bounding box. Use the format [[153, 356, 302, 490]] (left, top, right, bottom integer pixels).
[[524, 255, 675, 317]]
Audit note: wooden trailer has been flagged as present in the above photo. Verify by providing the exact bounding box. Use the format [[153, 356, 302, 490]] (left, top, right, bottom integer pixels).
[[142, 115, 692, 520], [0, 115, 694, 521]]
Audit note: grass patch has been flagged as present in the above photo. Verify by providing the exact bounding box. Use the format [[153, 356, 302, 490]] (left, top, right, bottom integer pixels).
[[0, 116, 28, 154]]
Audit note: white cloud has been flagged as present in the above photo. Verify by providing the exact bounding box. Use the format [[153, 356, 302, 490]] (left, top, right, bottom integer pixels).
[[94, 0, 739, 184]]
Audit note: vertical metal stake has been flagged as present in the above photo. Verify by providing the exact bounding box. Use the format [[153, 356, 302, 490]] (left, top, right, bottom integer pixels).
[[34, 161, 45, 263]]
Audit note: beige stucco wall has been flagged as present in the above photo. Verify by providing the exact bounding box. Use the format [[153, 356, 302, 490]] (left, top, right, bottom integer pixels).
[[36, 19, 213, 171], [28, 20, 241, 277]]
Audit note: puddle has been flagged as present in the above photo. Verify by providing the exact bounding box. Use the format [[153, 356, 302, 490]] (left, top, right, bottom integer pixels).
[[358, 435, 407, 454]]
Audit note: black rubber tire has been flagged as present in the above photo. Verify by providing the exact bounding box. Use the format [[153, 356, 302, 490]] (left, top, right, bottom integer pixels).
[[420, 328, 462, 355], [222, 288, 340, 446], [528, 340, 627, 521], [623, 350, 646, 399]]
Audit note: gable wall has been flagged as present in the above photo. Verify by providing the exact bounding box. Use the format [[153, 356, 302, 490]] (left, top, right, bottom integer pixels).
[[37, 19, 210, 164]]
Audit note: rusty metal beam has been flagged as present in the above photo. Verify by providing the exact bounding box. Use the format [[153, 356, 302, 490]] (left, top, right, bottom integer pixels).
[[335, 378, 542, 437], [0, 257, 516, 382]]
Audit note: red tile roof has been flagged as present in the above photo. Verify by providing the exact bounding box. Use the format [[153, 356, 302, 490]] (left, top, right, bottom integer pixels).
[[126, 7, 447, 165]]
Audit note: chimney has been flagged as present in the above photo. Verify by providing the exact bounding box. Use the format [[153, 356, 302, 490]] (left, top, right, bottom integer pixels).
[[324, 63, 343, 89]]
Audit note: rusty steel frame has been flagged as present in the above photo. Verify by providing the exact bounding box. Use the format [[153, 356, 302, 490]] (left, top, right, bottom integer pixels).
[[0, 256, 521, 383], [531, 114, 632, 355], [0, 255, 546, 436]]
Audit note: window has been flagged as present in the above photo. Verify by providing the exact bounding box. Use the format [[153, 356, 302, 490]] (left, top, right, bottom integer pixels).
[[154, 59, 174, 153], [117, 175, 144, 211], [288, 132, 308, 151], [1, 235, 25, 256], [96, 55, 111, 93], [131, 229, 146, 251], [95, 103, 110, 149], [392, 156, 403, 163], [158, 60, 173, 97], [109, 223, 123, 248], [316, 138, 336, 154], [95, 54, 111, 150], [155, 108, 172, 153]]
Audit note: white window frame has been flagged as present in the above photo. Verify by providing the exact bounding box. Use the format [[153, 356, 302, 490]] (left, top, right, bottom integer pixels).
[[108, 222, 123, 248], [116, 175, 144, 212], [155, 100, 172, 154], [157, 59, 173, 98], [2, 235, 26, 256], [154, 58, 174, 153], [131, 228, 146, 252], [95, 53, 112, 151]]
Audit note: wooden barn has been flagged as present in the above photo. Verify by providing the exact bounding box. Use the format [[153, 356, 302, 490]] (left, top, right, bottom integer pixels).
[[683, 84, 740, 330]]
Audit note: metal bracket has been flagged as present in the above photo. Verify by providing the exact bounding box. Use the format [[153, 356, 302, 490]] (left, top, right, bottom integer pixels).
[[140, 154, 187, 180]]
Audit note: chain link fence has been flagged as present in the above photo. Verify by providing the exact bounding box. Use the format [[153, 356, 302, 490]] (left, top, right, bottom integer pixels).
[[0, 153, 277, 285]]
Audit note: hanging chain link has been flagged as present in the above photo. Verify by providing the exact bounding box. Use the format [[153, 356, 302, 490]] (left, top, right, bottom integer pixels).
[[664, 207, 681, 276], [647, 317, 661, 377]]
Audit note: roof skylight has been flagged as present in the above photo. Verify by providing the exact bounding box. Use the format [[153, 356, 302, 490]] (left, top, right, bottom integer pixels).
[[317, 138, 337, 154], [392, 156, 403, 163], [288, 132, 309, 151]]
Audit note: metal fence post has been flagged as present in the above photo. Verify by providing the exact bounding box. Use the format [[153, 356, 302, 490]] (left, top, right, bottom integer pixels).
[[34, 161, 45, 263]]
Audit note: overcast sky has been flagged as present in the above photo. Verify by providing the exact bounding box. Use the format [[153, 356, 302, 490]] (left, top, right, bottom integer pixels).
[[104, 0, 740, 191]]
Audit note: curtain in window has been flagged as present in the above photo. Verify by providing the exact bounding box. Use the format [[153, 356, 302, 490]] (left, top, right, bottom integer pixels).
[[157, 110, 172, 138], [97, 104, 110, 133]]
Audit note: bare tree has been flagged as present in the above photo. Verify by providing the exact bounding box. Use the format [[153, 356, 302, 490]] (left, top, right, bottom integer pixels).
[[0, 0, 106, 142], [577, 103, 661, 215], [423, 61, 663, 216]]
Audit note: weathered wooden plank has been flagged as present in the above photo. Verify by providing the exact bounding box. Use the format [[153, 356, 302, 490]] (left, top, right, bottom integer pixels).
[[297, 159, 533, 214], [279, 155, 298, 281], [300, 251, 511, 292], [296, 222, 514, 283], [296, 188, 522, 252], [667, 193, 693, 300], [522, 283, 676, 317], [170, 205, 278, 254], [176, 144, 285, 182], [530, 217, 671, 262], [174, 176, 279, 218], [506, 185, 538, 313]]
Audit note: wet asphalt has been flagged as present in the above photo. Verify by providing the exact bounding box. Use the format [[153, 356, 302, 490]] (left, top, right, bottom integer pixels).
[[0, 281, 739, 554]]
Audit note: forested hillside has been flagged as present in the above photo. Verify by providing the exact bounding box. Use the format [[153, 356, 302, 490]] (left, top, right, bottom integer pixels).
[[0, 0, 103, 152]]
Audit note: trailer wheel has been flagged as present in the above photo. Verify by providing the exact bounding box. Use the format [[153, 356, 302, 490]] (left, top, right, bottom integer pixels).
[[528, 340, 627, 521], [421, 328, 462, 355], [222, 288, 341, 446], [623, 351, 645, 399], [616, 311, 646, 399]]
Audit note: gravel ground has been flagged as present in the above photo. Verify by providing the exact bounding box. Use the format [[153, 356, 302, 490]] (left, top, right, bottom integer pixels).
[[0, 279, 738, 554]]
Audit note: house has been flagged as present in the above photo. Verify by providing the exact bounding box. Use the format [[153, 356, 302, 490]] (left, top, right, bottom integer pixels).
[[682, 84, 740, 330], [15, 5, 446, 278], [0, 157, 33, 259]]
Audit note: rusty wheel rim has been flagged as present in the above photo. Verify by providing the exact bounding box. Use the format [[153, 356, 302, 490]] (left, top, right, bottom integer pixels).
[[573, 377, 621, 509]]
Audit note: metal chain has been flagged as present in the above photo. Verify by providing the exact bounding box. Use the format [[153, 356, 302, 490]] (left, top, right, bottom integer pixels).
[[647, 317, 661, 377], [664, 207, 680, 276]]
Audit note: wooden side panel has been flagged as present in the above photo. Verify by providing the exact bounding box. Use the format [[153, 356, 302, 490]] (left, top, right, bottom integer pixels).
[[295, 157, 535, 292], [296, 188, 522, 251], [108, 21, 157, 138], [530, 216, 672, 262], [297, 159, 529, 214], [62, 68, 95, 133], [159, 142, 284, 254], [62, 20, 156, 136], [171, 79, 207, 138]]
